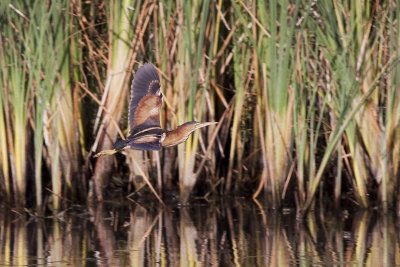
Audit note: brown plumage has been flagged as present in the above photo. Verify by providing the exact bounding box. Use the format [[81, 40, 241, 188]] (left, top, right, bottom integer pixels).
[[94, 63, 216, 157], [161, 121, 217, 147]]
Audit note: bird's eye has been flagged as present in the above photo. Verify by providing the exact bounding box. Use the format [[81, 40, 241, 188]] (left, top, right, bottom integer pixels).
[[160, 132, 166, 142], [157, 91, 163, 101]]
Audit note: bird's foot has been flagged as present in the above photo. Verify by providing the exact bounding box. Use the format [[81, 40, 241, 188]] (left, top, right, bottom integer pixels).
[[93, 149, 117, 158]]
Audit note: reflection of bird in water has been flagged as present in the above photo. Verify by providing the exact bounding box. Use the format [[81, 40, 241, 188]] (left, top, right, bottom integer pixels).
[[95, 63, 216, 157]]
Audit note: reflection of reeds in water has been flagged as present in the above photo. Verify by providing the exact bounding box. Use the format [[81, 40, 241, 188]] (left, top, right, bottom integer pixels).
[[128, 205, 153, 266], [0, 204, 400, 265], [1, 1, 400, 213], [179, 208, 199, 265]]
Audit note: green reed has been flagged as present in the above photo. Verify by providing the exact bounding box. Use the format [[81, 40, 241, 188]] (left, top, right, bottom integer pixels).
[[0, 2, 30, 206], [225, 1, 248, 195], [231, 0, 299, 206], [183, 0, 212, 202], [301, 0, 400, 213], [0, 35, 10, 202], [382, 0, 400, 212], [26, 2, 68, 211], [0, 1, 83, 210]]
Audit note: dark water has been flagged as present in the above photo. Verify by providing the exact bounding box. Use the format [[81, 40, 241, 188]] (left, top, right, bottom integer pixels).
[[0, 200, 398, 266]]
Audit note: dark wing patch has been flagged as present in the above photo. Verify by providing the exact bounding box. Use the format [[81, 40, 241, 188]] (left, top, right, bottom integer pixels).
[[129, 63, 162, 131], [127, 141, 161, 151], [129, 124, 163, 138], [127, 124, 163, 151]]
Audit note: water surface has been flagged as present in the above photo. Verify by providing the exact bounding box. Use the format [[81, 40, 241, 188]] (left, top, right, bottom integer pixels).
[[0, 200, 398, 266]]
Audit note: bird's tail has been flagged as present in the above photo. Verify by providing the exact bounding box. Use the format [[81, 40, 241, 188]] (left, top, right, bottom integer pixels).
[[113, 139, 128, 150]]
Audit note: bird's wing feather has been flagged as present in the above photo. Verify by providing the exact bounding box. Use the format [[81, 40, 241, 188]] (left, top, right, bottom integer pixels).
[[128, 124, 162, 150], [130, 125, 163, 151], [129, 63, 162, 133], [127, 141, 161, 151]]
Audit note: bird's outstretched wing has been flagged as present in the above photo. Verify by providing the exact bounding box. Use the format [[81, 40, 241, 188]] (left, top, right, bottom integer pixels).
[[128, 63, 163, 150]]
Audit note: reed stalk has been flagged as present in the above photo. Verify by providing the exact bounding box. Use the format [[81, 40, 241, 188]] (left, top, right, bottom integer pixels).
[[224, 1, 251, 196], [235, 0, 298, 206], [37, 1, 77, 211], [175, 0, 213, 202], [300, 0, 400, 212], [382, 0, 400, 212], [12, 63, 28, 206], [0, 2, 30, 206], [293, 32, 321, 206], [23, 1, 61, 211], [55, 3, 82, 203], [0, 35, 10, 202], [70, 0, 86, 197], [92, 0, 143, 200]]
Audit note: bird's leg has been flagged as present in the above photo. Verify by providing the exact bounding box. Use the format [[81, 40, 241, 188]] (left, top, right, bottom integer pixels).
[[94, 138, 129, 158], [94, 149, 118, 158]]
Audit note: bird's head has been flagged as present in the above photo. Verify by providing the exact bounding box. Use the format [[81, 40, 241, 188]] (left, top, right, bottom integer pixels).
[[161, 121, 217, 147], [182, 121, 217, 132]]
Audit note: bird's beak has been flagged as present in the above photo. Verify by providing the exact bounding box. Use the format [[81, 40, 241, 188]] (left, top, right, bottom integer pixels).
[[194, 121, 218, 130]]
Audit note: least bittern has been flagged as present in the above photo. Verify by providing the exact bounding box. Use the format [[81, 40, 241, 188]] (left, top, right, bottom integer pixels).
[[95, 63, 216, 157]]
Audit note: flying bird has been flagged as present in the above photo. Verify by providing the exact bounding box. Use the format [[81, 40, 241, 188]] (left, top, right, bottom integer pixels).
[[95, 63, 216, 157]]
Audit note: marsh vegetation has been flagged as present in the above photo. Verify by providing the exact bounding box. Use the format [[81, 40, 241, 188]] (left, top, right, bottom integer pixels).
[[0, 1, 399, 216]]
